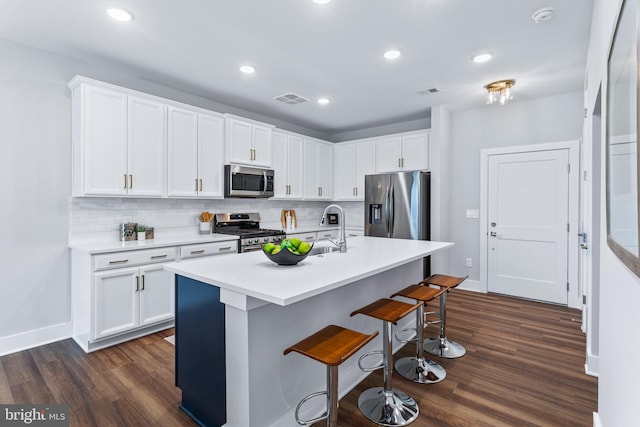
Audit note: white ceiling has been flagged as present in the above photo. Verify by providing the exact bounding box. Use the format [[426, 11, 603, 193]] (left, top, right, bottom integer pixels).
[[0, 0, 594, 135]]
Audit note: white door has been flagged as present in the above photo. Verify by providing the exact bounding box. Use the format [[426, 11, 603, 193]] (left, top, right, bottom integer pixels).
[[317, 142, 333, 199], [287, 135, 304, 198], [375, 136, 402, 172], [401, 132, 429, 171], [93, 267, 139, 340], [487, 149, 570, 304], [335, 143, 358, 199]]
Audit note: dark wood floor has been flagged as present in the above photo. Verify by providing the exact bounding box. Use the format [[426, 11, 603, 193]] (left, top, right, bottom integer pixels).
[[0, 290, 597, 426]]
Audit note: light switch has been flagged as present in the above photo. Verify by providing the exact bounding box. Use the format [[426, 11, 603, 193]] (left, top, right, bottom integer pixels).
[[466, 209, 480, 219]]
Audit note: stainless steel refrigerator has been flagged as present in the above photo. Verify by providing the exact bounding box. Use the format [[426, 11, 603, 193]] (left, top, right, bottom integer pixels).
[[364, 170, 431, 275]]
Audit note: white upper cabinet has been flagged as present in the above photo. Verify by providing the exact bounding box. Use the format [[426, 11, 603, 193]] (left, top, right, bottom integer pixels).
[[69, 77, 167, 197], [128, 96, 166, 197], [375, 130, 429, 172], [225, 114, 273, 167], [167, 106, 224, 198], [334, 140, 375, 200], [272, 131, 304, 199], [303, 138, 333, 200]]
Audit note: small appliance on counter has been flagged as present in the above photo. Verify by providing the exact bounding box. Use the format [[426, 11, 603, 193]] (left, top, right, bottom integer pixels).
[[119, 223, 137, 241], [326, 213, 339, 225], [213, 212, 285, 253]]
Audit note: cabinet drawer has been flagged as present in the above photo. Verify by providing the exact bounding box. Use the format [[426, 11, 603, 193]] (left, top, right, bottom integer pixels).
[[286, 232, 316, 242], [317, 229, 340, 240], [346, 229, 364, 238], [180, 241, 238, 259], [94, 247, 177, 271]]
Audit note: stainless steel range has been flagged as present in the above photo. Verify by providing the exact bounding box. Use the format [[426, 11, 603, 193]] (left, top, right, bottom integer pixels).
[[213, 213, 285, 253]]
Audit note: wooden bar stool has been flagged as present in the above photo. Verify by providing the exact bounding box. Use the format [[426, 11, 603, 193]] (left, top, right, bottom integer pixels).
[[284, 325, 378, 426], [420, 274, 468, 359], [390, 284, 447, 384], [350, 298, 422, 426]]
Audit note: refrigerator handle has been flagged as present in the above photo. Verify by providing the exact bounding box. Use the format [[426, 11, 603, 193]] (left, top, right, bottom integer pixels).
[[389, 185, 395, 237], [385, 185, 391, 236]]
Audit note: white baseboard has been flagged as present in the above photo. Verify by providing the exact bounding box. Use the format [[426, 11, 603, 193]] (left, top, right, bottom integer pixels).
[[585, 351, 599, 377], [593, 412, 601, 427], [0, 322, 72, 357], [457, 279, 484, 293]]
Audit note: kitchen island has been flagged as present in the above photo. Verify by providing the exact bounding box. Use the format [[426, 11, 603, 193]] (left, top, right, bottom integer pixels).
[[164, 236, 453, 427]]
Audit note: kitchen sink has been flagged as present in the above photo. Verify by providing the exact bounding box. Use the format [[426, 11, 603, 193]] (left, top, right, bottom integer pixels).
[[308, 245, 341, 256]]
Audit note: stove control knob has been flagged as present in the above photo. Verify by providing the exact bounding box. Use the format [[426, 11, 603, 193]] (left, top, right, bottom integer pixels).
[[248, 239, 255, 244]]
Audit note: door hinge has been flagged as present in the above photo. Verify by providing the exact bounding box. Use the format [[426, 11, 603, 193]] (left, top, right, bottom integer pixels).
[[567, 282, 570, 291], [584, 108, 588, 119], [567, 163, 571, 173], [567, 223, 570, 232], [583, 295, 587, 305]]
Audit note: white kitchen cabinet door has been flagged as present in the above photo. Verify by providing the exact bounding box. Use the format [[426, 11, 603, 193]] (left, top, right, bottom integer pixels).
[[167, 106, 199, 197], [304, 139, 333, 200], [127, 96, 166, 197], [82, 85, 128, 195], [225, 116, 273, 167], [252, 123, 272, 167], [355, 140, 376, 198], [334, 143, 357, 199], [93, 267, 139, 340], [375, 135, 403, 172], [401, 132, 429, 171], [317, 141, 333, 200], [271, 132, 288, 198], [138, 264, 174, 326], [303, 139, 320, 199], [335, 141, 375, 200], [197, 112, 225, 198], [227, 119, 253, 165], [273, 132, 304, 199]]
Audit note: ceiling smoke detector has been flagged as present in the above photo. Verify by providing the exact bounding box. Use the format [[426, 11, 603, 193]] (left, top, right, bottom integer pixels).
[[274, 93, 309, 105], [532, 7, 555, 23], [416, 87, 440, 95]]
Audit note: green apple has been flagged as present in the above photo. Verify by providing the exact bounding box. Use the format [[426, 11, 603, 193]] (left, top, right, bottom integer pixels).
[[298, 241, 311, 254], [263, 242, 276, 254]]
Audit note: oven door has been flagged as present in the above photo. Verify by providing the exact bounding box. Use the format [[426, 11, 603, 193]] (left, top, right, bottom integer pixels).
[[224, 165, 274, 198]]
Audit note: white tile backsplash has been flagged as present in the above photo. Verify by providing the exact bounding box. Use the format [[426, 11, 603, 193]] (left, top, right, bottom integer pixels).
[[69, 197, 364, 236]]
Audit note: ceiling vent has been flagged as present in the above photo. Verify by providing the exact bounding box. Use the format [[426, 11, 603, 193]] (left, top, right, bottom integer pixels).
[[416, 87, 440, 95], [274, 93, 309, 104]]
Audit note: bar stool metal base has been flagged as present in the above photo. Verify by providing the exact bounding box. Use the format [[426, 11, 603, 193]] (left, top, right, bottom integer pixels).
[[358, 387, 419, 427], [423, 337, 466, 359], [394, 356, 446, 384]]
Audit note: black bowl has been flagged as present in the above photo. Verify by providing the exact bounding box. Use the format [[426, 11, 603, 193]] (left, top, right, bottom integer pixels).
[[262, 243, 314, 266]]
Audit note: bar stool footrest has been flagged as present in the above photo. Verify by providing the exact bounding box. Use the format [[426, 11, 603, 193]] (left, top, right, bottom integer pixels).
[[295, 391, 329, 426], [394, 326, 417, 344], [358, 350, 384, 372], [357, 387, 419, 426]]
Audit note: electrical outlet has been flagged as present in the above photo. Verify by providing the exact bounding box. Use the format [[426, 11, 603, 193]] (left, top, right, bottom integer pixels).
[[465, 258, 473, 268]]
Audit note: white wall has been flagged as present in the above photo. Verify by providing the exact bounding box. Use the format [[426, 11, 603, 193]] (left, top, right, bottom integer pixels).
[[586, 0, 640, 425], [446, 92, 584, 285]]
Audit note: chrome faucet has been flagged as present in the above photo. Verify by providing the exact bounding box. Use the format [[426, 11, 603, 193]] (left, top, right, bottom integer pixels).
[[320, 204, 347, 253]]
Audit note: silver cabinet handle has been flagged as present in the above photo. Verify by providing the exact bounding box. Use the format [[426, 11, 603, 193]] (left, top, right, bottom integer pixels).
[[199, 179, 203, 192], [135, 276, 139, 292], [109, 259, 128, 265], [150, 254, 168, 259], [141, 275, 145, 291], [218, 246, 232, 251], [129, 174, 133, 189], [190, 249, 205, 255], [306, 236, 314, 241], [124, 174, 128, 189], [195, 178, 198, 191]]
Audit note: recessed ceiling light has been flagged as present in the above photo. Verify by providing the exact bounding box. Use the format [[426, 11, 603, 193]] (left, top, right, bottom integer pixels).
[[313, 0, 331, 4], [317, 97, 331, 105], [532, 7, 555, 23], [472, 53, 493, 63], [383, 50, 402, 60], [239, 65, 257, 74], [107, 8, 134, 22]]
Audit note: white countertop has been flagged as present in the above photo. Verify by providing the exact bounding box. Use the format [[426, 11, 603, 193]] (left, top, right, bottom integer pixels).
[[164, 236, 453, 306], [68, 227, 239, 254]]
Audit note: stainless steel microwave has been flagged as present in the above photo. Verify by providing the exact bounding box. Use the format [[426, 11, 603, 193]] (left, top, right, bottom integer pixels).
[[224, 165, 274, 198]]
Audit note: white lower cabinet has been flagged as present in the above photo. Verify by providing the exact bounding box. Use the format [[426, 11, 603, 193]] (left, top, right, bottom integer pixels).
[[93, 263, 173, 340], [72, 239, 237, 352]]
